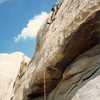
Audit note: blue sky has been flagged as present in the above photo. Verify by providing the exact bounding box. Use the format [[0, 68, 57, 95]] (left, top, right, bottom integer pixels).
[[0, 0, 56, 57]]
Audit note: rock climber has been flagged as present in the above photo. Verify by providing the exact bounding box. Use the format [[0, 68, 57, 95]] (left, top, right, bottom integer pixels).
[[47, 4, 59, 24], [47, 0, 63, 24], [51, 5, 58, 21]]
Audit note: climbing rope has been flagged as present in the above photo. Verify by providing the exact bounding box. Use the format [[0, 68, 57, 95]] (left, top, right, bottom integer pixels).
[[43, 0, 51, 99], [43, 60, 46, 100], [42, 0, 55, 99], [43, 47, 47, 100]]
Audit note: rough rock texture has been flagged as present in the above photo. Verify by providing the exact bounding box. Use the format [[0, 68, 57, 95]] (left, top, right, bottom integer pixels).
[[48, 43, 100, 100], [12, 0, 100, 100], [0, 52, 30, 100]]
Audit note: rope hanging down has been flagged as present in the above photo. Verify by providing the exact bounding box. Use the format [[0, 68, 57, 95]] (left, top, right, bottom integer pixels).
[[41, 0, 47, 99], [42, 0, 51, 99], [43, 56, 46, 100], [42, 0, 56, 99]]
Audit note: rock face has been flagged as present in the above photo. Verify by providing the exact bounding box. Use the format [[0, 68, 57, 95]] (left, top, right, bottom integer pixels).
[[12, 0, 100, 100], [0, 52, 30, 100], [48, 43, 100, 100]]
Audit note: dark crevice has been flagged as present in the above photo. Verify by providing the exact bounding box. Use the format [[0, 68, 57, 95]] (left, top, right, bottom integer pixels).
[[28, 92, 44, 99], [83, 66, 100, 81], [66, 66, 100, 97]]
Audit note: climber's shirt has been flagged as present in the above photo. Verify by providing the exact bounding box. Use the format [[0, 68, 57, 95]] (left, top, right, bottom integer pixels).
[[51, 7, 55, 12]]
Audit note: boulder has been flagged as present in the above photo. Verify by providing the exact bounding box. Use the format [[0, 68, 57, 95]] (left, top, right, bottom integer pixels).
[[0, 52, 30, 100], [48, 43, 100, 100]]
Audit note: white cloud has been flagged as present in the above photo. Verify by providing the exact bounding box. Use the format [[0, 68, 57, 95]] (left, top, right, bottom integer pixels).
[[14, 12, 48, 42], [0, 0, 7, 5]]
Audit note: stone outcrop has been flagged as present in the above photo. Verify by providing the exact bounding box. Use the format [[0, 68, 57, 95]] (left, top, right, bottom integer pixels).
[[12, 0, 100, 100], [0, 52, 30, 100], [48, 43, 100, 100]]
